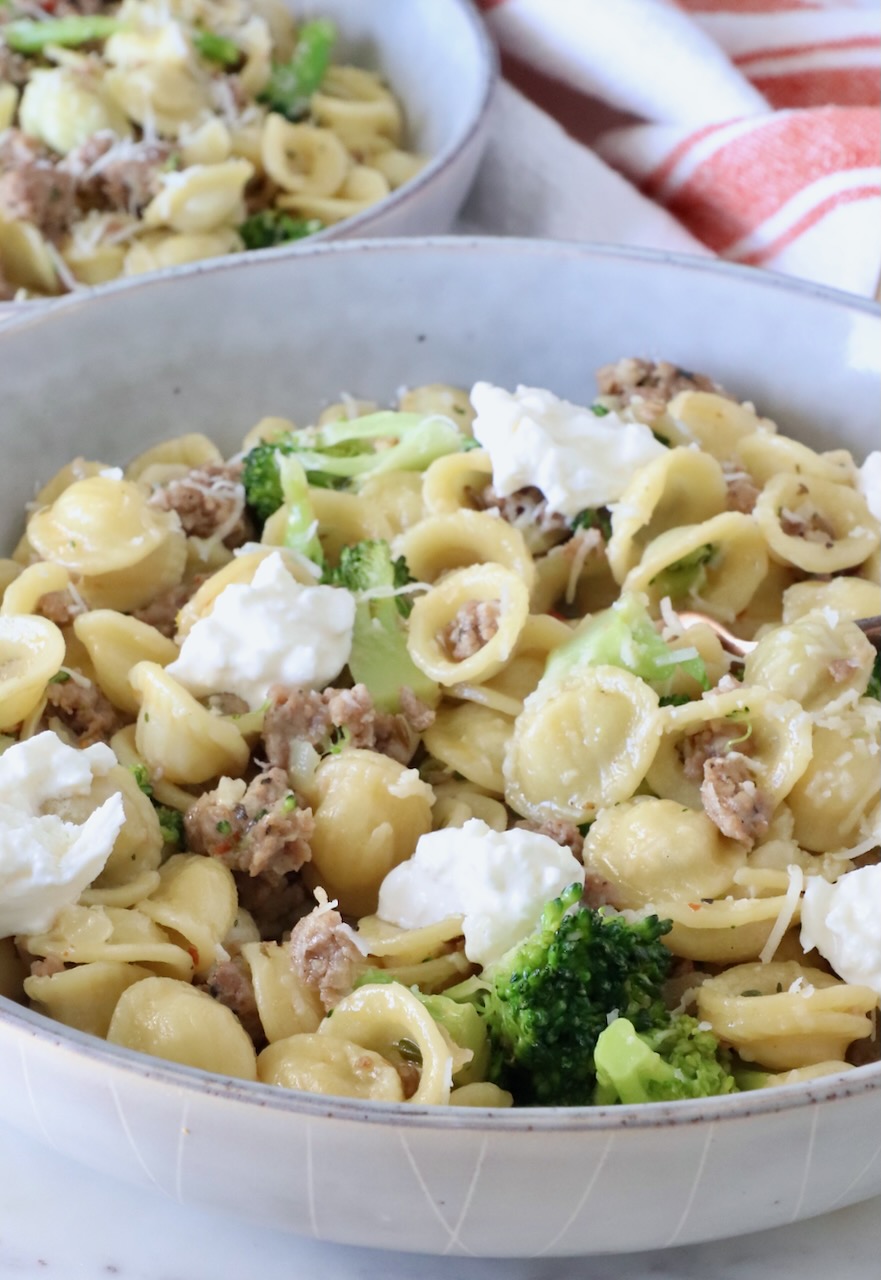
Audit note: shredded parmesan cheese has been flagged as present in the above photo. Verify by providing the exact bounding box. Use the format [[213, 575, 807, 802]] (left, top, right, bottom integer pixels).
[[759, 864, 804, 964]]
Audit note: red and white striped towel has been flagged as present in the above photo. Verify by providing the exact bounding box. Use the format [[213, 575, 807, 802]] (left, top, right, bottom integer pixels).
[[472, 0, 881, 297]]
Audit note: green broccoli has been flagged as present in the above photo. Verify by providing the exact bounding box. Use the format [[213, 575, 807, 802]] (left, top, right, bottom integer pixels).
[[867, 651, 880, 700], [238, 210, 323, 251], [593, 1015, 739, 1104], [649, 543, 718, 599], [156, 805, 186, 849], [322, 539, 437, 713], [192, 30, 241, 68], [449, 883, 674, 1106], [128, 763, 185, 848], [276, 454, 324, 566], [3, 15, 122, 52], [542, 591, 709, 695], [570, 507, 613, 540], [242, 410, 468, 516], [258, 18, 336, 121]]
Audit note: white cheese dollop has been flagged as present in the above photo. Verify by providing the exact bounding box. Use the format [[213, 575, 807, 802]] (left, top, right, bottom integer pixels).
[[376, 818, 586, 967], [469, 382, 667, 517], [166, 551, 355, 709], [0, 731, 125, 937], [800, 866, 881, 997], [858, 451, 881, 523]]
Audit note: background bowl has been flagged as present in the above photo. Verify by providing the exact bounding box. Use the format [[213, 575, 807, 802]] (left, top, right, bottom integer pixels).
[[0, 238, 879, 1257], [0, 0, 496, 320]]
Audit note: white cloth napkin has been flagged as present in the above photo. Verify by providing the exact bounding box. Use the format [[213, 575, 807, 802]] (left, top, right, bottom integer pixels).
[[463, 0, 881, 298]]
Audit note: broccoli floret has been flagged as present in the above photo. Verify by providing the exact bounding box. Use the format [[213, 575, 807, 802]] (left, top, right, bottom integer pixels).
[[241, 411, 468, 518], [867, 651, 880, 700], [192, 30, 241, 67], [593, 1015, 740, 1104], [258, 18, 336, 121], [570, 507, 613, 540], [323, 539, 438, 713], [128, 763, 185, 847], [156, 805, 186, 849], [238, 210, 323, 251], [128, 762, 153, 797], [649, 542, 717, 599], [276, 454, 324, 566], [453, 883, 673, 1106], [543, 592, 709, 694]]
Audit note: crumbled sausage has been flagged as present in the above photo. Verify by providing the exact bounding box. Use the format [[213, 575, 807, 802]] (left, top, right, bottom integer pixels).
[[289, 901, 368, 1011], [779, 507, 836, 545], [595, 357, 726, 413], [200, 956, 264, 1046], [148, 461, 251, 546], [514, 817, 585, 861], [263, 682, 435, 769], [440, 599, 501, 661], [0, 44, 31, 90], [44, 674, 124, 747], [235, 873, 308, 942], [64, 133, 175, 216], [37, 588, 85, 626], [472, 483, 571, 552], [678, 724, 748, 783], [701, 754, 773, 849], [131, 573, 207, 639], [0, 130, 77, 242], [184, 768, 314, 880], [724, 471, 761, 515]]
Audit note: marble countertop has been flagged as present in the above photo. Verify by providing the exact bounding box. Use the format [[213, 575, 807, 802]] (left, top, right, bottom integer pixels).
[[1, 1119, 877, 1280]]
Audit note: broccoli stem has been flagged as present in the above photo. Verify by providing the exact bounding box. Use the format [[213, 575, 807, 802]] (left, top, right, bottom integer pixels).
[[193, 30, 241, 68], [4, 16, 123, 53], [258, 18, 337, 121]]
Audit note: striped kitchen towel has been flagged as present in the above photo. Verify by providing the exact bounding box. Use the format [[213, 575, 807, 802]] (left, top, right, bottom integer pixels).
[[475, 0, 881, 296]]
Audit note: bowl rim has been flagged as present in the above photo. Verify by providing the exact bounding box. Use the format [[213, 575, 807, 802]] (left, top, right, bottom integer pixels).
[[1, 234, 880, 337], [2, 991, 879, 1130], [0, 234, 878, 1134]]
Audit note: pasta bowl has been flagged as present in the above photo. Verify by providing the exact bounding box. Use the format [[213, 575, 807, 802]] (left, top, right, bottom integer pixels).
[[0, 238, 879, 1257], [0, 0, 496, 307]]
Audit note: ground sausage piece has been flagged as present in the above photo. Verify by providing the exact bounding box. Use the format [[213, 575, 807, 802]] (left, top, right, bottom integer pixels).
[[440, 600, 501, 662], [472, 483, 571, 552], [30, 954, 66, 978], [235, 873, 308, 942], [184, 768, 314, 880], [595, 357, 726, 410], [64, 133, 175, 216], [679, 724, 749, 783], [724, 471, 761, 515], [148, 461, 251, 546], [581, 872, 623, 911], [779, 507, 837, 545], [200, 956, 264, 1046], [37, 588, 85, 626], [0, 44, 31, 90], [289, 902, 368, 1011], [0, 130, 77, 242], [701, 754, 773, 849], [131, 573, 207, 639], [44, 675, 124, 747], [514, 817, 585, 861], [263, 683, 435, 769]]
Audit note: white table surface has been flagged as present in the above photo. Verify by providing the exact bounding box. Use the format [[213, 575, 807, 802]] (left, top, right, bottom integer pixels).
[[0, 1118, 877, 1280]]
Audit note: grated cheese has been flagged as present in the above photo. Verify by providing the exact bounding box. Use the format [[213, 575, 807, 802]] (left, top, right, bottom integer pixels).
[[759, 864, 804, 964]]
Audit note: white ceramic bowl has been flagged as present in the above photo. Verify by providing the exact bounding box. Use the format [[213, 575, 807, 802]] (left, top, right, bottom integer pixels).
[[0, 239, 878, 1258], [0, 0, 496, 320]]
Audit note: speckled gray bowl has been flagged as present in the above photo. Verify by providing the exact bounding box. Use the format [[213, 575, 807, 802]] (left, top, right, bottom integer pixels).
[[0, 239, 878, 1257]]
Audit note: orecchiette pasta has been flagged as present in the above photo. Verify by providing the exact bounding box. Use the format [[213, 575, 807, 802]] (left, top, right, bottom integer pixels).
[[1, 359, 878, 1113]]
